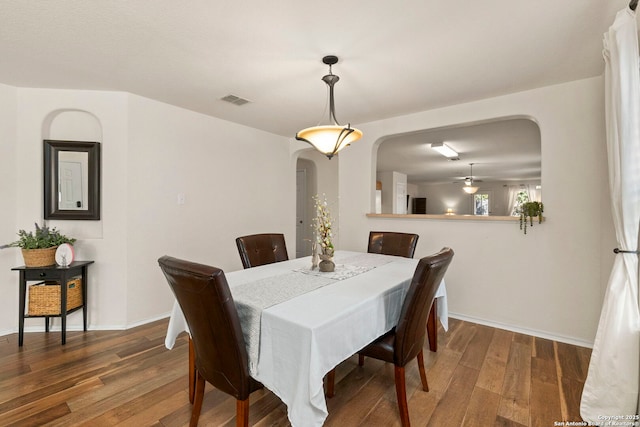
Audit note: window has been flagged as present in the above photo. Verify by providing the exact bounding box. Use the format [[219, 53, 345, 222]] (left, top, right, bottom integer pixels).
[[474, 193, 489, 216]]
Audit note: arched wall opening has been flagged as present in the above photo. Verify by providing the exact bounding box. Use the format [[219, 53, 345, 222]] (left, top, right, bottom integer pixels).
[[372, 115, 541, 218]]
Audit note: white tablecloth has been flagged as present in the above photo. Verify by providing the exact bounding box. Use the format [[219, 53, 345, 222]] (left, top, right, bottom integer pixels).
[[164, 251, 448, 427]]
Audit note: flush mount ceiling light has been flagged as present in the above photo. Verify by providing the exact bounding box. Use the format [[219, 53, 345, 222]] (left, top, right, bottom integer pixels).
[[295, 55, 363, 160], [430, 142, 459, 160], [463, 163, 479, 194]]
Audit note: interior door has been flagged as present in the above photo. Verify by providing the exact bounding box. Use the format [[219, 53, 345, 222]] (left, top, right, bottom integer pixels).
[[296, 169, 307, 258], [58, 161, 83, 210]]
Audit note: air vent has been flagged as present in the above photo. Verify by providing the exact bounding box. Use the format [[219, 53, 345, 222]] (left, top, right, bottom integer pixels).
[[220, 94, 251, 106]]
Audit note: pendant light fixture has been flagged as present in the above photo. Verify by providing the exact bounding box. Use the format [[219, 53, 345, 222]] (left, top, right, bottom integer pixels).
[[295, 55, 363, 159], [463, 163, 479, 194]]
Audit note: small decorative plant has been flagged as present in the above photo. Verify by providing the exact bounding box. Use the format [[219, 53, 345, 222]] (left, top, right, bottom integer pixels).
[[1, 223, 76, 250], [313, 194, 334, 256], [519, 202, 544, 234]]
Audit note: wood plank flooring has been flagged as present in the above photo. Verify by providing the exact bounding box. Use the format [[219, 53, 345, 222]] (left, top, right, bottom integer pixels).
[[0, 318, 591, 426]]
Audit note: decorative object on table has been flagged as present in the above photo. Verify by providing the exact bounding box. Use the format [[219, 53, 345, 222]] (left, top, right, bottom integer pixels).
[[1, 223, 76, 267], [318, 253, 335, 273], [310, 241, 319, 270], [55, 243, 75, 267], [313, 194, 335, 272], [295, 55, 363, 160], [518, 201, 544, 234]]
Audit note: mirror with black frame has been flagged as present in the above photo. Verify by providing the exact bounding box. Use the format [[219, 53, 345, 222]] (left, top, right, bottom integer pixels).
[[44, 140, 101, 220]]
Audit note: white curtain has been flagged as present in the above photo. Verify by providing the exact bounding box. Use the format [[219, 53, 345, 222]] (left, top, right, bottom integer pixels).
[[506, 185, 540, 216], [506, 185, 521, 216], [581, 7, 640, 421]]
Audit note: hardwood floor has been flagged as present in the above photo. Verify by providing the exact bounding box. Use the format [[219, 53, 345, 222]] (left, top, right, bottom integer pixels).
[[0, 317, 591, 426]]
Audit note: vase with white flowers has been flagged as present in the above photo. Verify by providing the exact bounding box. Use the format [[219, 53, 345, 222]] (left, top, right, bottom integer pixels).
[[313, 194, 335, 272]]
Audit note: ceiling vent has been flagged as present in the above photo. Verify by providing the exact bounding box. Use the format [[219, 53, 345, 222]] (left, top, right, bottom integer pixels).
[[220, 94, 251, 106]]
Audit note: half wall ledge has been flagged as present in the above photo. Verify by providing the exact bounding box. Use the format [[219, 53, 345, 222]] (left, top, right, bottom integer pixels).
[[366, 213, 520, 222]]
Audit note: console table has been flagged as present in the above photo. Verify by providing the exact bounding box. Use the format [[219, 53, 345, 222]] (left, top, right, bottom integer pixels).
[[12, 260, 94, 346]]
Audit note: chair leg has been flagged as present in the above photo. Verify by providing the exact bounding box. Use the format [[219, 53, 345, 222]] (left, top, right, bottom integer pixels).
[[189, 337, 196, 404], [236, 397, 250, 427], [325, 368, 336, 398], [190, 371, 206, 427], [358, 354, 365, 366], [427, 301, 437, 352], [394, 365, 411, 427], [416, 350, 429, 392]]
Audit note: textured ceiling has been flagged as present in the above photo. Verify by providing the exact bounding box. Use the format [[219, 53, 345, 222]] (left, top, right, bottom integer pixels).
[[0, 0, 633, 139]]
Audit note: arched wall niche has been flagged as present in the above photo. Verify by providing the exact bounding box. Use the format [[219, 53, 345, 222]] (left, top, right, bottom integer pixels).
[[371, 115, 542, 218], [41, 109, 104, 238], [42, 109, 103, 141]]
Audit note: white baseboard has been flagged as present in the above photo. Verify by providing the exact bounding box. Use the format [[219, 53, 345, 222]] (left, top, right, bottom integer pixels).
[[0, 311, 172, 336], [449, 312, 594, 349], [3, 311, 594, 349], [125, 312, 172, 329]]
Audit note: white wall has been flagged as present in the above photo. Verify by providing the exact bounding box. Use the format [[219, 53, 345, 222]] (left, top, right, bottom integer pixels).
[[0, 76, 616, 346], [339, 76, 615, 346], [1, 86, 294, 334], [0, 83, 18, 336], [125, 94, 292, 325], [14, 88, 130, 332], [377, 171, 408, 214]]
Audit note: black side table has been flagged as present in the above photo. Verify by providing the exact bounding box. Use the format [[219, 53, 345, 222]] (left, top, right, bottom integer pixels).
[[12, 260, 94, 346]]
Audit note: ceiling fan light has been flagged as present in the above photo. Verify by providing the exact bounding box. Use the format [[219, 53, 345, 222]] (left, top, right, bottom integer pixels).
[[431, 142, 459, 159], [462, 163, 478, 194], [463, 186, 479, 194]]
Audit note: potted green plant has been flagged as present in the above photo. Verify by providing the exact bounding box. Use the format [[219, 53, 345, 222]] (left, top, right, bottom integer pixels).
[[1, 223, 76, 267], [519, 201, 544, 234]]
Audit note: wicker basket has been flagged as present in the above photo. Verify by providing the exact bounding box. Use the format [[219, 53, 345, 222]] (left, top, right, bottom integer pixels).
[[21, 247, 57, 267], [28, 278, 83, 315]]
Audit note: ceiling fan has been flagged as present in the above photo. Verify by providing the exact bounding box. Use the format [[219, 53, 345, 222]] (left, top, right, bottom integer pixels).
[[452, 163, 483, 184], [458, 163, 480, 194]]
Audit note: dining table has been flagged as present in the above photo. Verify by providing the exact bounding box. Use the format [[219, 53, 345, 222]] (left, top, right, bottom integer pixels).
[[164, 250, 448, 427]]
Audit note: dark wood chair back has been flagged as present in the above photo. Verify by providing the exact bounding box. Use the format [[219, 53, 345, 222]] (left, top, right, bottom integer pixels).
[[158, 256, 260, 426], [394, 247, 454, 365], [367, 231, 419, 258], [235, 233, 289, 269], [350, 247, 454, 427]]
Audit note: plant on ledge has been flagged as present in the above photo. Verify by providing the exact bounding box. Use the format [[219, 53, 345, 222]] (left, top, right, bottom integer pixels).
[[519, 201, 544, 234]]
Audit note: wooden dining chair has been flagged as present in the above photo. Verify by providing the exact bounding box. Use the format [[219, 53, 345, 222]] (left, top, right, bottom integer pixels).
[[181, 233, 288, 407], [158, 256, 262, 427], [235, 233, 289, 269], [367, 231, 419, 259], [327, 248, 454, 426], [366, 231, 439, 351]]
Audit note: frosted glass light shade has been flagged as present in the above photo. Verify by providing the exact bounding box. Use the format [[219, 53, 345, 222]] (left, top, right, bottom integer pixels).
[[463, 186, 479, 194], [296, 125, 363, 159]]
